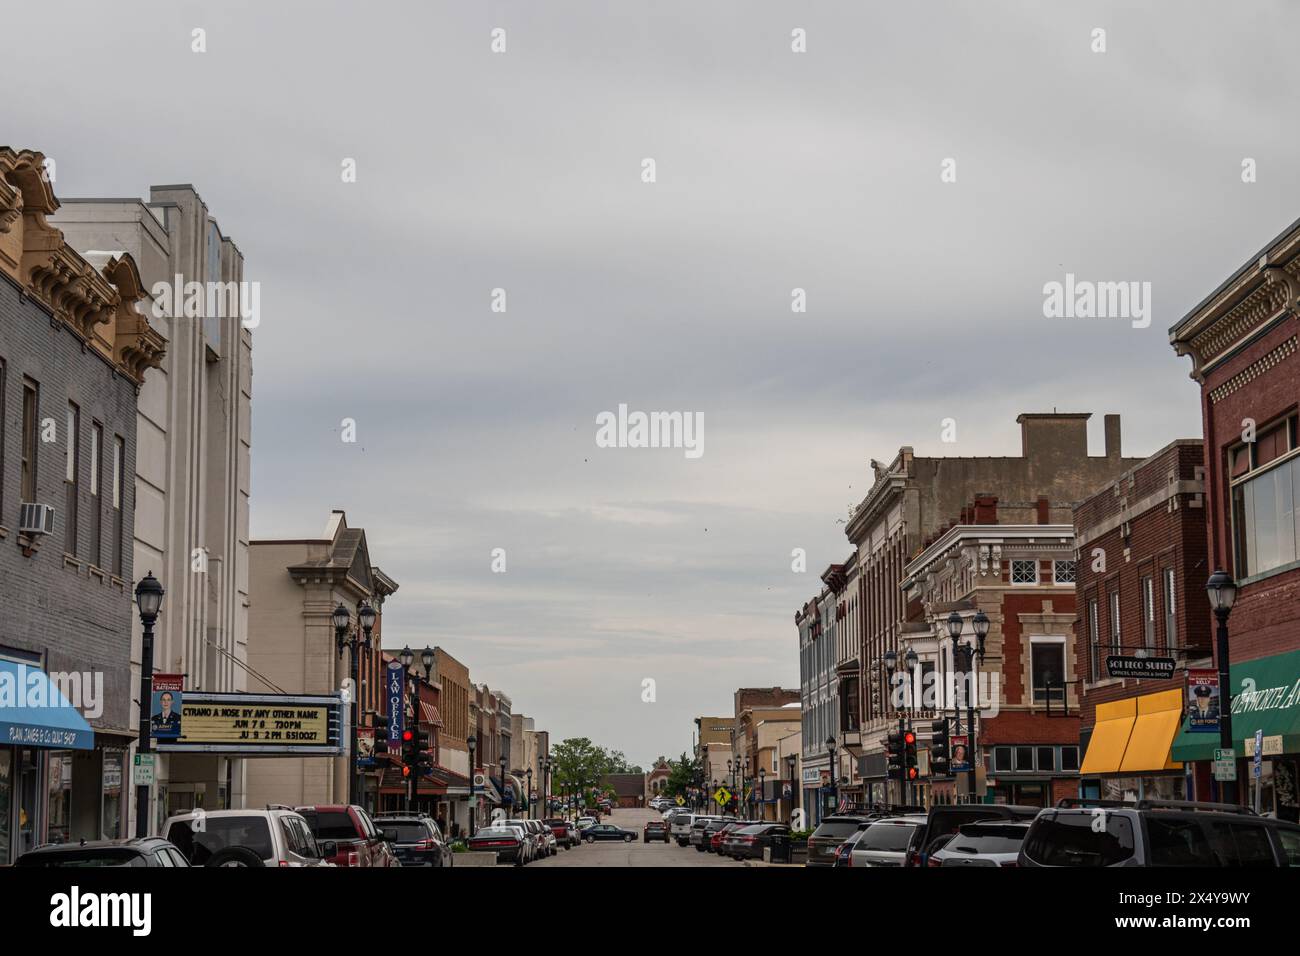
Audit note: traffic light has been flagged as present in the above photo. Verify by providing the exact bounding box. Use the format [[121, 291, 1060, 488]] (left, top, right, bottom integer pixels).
[[886, 731, 904, 781], [903, 729, 918, 781], [400, 729, 433, 779], [413, 731, 433, 778], [930, 718, 950, 777], [401, 728, 417, 778]]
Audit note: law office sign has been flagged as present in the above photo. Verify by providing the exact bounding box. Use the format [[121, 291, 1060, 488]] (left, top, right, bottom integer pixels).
[[386, 660, 405, 751], [152, 692, 343, 755]]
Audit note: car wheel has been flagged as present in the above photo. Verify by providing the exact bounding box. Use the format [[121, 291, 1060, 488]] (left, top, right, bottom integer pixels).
[[585, 836, 594, 844], [205, 846, 265, 868], [624, 834, 633, 843]]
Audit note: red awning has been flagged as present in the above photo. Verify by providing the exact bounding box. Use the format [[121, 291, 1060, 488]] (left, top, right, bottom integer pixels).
[[419, 702, 442, 726]]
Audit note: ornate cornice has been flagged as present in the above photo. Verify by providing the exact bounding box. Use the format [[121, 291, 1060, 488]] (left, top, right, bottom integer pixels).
[[0, 147, 164, 386]]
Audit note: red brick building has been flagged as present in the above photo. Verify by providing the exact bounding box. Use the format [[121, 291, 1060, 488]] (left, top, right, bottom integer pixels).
[[902, 496, 1083, 808], [1170, 220, 1300, 818], [1072, 440, 1213, 802]]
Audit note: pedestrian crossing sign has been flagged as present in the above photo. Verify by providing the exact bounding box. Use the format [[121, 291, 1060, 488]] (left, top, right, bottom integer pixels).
[[675, 795, 685, 806], [713, 786, 732, 806]]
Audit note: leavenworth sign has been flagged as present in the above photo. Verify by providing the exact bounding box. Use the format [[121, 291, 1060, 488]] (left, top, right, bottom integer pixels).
[[152, 692, 344, 755]]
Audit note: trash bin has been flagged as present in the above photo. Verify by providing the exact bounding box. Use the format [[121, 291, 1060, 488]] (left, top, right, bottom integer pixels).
[[769, 833, 791, 864]]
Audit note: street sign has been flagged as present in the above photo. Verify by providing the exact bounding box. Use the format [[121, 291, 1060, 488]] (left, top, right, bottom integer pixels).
[[1254, 730, 1263, 779], [386, 661, 405, 751], [132, 753, 155, 785], [675, 794, 684, 806], [1106, 656, 1175, 680], [713, 786, 732, 807], [1213, 748, 1237, 782]]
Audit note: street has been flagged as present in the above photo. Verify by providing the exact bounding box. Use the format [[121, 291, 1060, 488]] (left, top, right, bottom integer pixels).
[[527, 809, 738, 867]]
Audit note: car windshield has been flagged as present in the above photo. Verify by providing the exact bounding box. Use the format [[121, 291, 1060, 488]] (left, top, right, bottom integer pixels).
[[385, 823, 431, 842], [858, 823, 917, 852], [167, 816, 274, 864], [811, 819, 866, 840], [947, 825, 1028, 854], [1022, 813, 1135, 866], [18, 849, 147, 867]]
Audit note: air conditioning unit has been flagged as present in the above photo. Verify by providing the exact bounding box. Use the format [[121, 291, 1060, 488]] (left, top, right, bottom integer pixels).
[[18, 502, 56, 536]]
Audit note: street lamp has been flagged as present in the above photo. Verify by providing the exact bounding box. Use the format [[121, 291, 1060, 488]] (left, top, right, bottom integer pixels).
[[946, 612, 979, 798], [499, 754, 508, 815], [134, 572, 165, 838], [786, 752, 798, 823], [335, 601, 377, 808], [1207, 569, 1239, 803], [759, 768, 767, 820], [825, 736, 837, 816], [526, 768, 533, 819], [468, 734, 478, 837]]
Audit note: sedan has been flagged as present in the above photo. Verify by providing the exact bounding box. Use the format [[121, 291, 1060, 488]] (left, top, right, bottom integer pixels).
[[723, 823, 792, 861], [467, 826, 529, 865], [16, 838, 191, 868], [582, 824, 637, 843]]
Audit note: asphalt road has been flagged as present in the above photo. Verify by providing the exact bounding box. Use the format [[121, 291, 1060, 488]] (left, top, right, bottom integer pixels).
[[528, 808, 740, 867]]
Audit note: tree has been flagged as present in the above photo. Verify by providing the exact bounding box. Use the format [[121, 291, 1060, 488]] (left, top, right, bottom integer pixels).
[[663, 752, 699, 799], [550, 737, 607, 808]]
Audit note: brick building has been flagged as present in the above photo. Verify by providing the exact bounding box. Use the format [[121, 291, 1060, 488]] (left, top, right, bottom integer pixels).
[[1, 147, 164, 860], [902, 497, 1083, 808], [1169, 218, 1300, 818], [1072, 440, 1213, 803], [840, 413, 1144, 806]]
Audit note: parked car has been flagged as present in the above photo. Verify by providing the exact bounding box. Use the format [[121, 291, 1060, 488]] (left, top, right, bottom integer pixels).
[[926, 821, 1029, 868], [576, 816, 598, 830], [296, 804, 399, 868], [831, 830, 865, 868], [504, 819, 550, 858], [700, 817, 734, 852], [544, 818, 578, 848], [583, 823, 637, 842], [674, 813, 713, 846], [904, 803, 1040, 867], [644, 819, 671, 843], [540, 824, 559, 854], [805, 815, 873, 867], [850, 816, 928, 867], [468, 825, 530, 865], [710, 819, 753, 853], [163, 808, 335, 867], [1019, 799, 1300, 867], [16, 837, 191, 868], [723, 823, 792, 861], [373, 814, 453, 867]]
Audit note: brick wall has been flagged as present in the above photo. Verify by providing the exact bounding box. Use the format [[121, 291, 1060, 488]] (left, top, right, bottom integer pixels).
[[0, 275, 138, 732]]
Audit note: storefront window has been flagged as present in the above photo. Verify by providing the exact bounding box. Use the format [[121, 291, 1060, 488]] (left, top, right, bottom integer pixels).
[[102, 750, 123, 840], [0, 749, 11, 862]]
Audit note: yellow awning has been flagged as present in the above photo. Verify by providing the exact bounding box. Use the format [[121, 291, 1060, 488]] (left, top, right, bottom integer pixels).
[[1080, 697, 1136, 775], [1119, 688, 1184, 773]]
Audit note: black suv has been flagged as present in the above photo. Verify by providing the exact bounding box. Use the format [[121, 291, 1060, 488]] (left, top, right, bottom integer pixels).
[[373, 814, 453, 867], [904, 803, 1040, 867], [1019, 799, 1300, 867]]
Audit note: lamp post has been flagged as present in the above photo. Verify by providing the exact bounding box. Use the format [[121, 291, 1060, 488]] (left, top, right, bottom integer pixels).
[[468, 734, 478, 837], [526, 768, 534, 819], [947, 610, 985, 800], [499, 754, 508, 817], [904, 645, 918, 805], [134, 572, 165, 838], [334, 601, 376, 808], [1207, 570, 1239, 803], [825, 736, 837, 816], [759, 767, 767, 821], [884, 648, 898, 807]]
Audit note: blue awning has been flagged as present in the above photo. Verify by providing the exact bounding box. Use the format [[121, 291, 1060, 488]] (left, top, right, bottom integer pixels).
[[0, 658, 94, 750]]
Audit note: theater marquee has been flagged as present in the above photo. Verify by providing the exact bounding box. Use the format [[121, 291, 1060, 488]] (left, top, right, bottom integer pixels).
[[152, 692, 344, 755]]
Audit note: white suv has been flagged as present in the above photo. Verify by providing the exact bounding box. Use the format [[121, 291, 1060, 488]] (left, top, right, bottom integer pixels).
[[163, 807, 337, 867]]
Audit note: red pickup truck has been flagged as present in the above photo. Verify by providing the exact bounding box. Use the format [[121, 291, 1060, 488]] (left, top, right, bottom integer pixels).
[[543, 818, 578, 849], [296, 804, 399, 867]]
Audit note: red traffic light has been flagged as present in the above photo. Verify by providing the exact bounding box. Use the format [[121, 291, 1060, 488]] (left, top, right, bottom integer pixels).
[[903, 731, 916, 746], [402, 729, 414, 742], [907, 767, 918, 780], [402, 765, 412, 777]]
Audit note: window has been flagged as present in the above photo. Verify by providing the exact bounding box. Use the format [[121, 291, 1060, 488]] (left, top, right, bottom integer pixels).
[[1036, 747, 1056, 771], [1060, 746, 1079, 771], [993, 747, 1013, 773], [1031, 638, 1066, 703], [1053, 560, 1076, 584], [111, 436, 124, 575], [90, 423, 103, 565], [21, 378, 38, 501], [65, 403, 79, 554], [1011, 559, 1037, 585], [1230, 415, 1300, 579], [1141, 575, 1155, 651], [1015, 746, 1034, 771], [1109, 590, 1121, 652], [1087, 597, 1100, 682], [1163, 568, 1177, 650]]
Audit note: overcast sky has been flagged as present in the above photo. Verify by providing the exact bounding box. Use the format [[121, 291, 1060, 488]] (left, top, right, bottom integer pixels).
[[7, 1, 1300, 767]]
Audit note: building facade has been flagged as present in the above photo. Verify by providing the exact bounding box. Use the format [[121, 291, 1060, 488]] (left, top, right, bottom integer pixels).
[[1, 147, 164, 860], [55, 182, 254, 835], [1170, 221, 1300, 816]]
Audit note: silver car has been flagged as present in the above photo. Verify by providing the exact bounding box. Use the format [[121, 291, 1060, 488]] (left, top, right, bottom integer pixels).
[[928, 821, 1030, 867], [849, 815, 926, 867]]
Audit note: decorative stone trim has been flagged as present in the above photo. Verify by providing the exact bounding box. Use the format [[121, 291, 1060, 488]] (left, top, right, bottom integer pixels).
[[1208, 335, 1297, 404]]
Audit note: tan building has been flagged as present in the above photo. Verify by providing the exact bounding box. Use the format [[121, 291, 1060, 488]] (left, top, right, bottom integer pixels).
[[244, 511, 397, 808], [55, 183, 253, 832], [431, 646, 472, 834]]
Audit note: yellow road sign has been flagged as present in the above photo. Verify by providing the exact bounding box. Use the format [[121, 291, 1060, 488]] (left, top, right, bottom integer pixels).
[[675, 794, 685, 806], [713, 786, 732, 806]]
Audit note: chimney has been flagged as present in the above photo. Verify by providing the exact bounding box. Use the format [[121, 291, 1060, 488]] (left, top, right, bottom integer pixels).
[[1104, 414, 1122, 460], [1037, 496, 1050, 525], [973, 494, 998, 525]]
